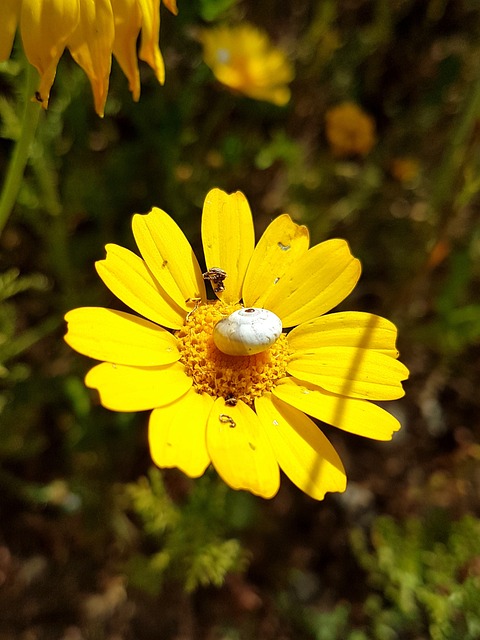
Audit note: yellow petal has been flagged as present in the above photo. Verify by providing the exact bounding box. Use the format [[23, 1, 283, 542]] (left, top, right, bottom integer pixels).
[[287, 347, 409, 400], [137, 0, 165, 84], [111, 0, 142, 101], [206, 398, 279, 498], [255, 394, 346, 500], [149, 390, 213, 477], [20, 0, 79, 109], [132, 208, 206, 311], [262, 86, 291, 108], [64, 307, 179, 366], [242, 49, 293, 105], [263, 239, 361, 327], [199, 24, 293, 107], [67, 0, 114, 117], [258, 48, 295, 84], [201, 189, 255, 304], [242, 214, 309, 308], [85, 361, 191, 411], [288, 312, 399, 357], [0, 0, 20, 61], [96, 243, 186, 330], [162, 0, 177, 14], [273, 378, 401, 440]]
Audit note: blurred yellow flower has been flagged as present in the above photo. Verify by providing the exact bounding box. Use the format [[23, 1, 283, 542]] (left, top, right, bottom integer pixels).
[[199, 24, 294, 106], [325, 102, 376, 157], [64, 188, 408, 500], [390, 157, 421, 184], [0, 0, 177, 116]]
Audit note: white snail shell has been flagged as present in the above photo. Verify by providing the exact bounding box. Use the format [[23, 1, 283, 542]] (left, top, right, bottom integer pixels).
[[213, 308, 283, 356]]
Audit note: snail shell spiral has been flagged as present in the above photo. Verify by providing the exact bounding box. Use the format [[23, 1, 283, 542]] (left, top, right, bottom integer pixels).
[[213, 308, 282, 356]]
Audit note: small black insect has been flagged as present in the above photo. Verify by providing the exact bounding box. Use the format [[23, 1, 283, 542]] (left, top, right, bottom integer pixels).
[[203, 267, 227, 293], [34, 91, 43, 103], [225, 394, 238, 407]]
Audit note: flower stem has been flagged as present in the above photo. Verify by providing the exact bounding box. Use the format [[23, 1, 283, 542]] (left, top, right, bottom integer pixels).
[[431, 73, 480, 217], [31, 153, 76, 308], [394, 71, 480, 321], [2, 316, 61, 361], [0, 62, 41, 236]]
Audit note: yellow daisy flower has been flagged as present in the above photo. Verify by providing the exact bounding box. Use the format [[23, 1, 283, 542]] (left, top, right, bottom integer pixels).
[[64, 189, 409, 500], [199, 24, 294, 106], [325, 102, 376, 158], [0, 0, 177, 116]]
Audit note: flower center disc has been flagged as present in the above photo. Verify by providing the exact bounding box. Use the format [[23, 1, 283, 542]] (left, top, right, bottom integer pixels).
[[176, 301, 290, 406]]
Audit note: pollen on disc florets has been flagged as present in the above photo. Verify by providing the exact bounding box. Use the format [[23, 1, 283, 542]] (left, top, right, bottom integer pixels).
[[176, 301, 291, 406]]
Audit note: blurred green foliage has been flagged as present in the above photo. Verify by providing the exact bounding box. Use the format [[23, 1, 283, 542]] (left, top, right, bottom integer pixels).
[[121, 469, 248, 593], [199, 0, 238, 21], [307, 513, 480, 640]]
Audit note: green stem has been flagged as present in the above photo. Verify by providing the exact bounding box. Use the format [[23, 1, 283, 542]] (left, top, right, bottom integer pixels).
[[30, 152, 76, 306], [0, 63, 41, 236], [394, 73, 480, 321], [431, 75, 480, 216], [1, 316, 61, 361]]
